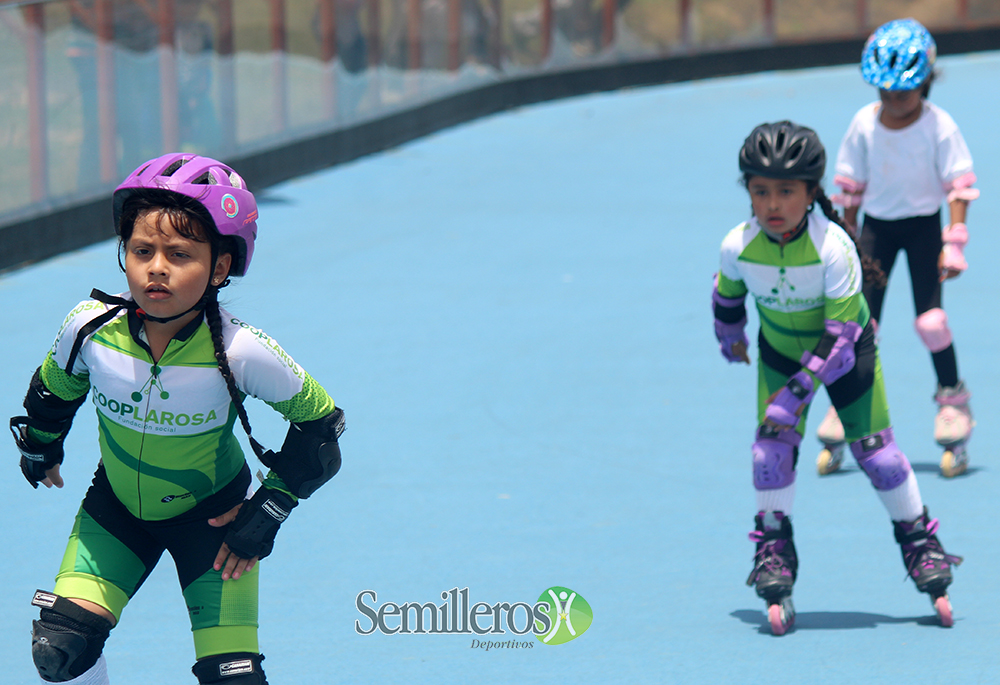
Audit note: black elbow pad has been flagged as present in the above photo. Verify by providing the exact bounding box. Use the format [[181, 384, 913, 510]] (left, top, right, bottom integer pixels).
[[23, 367, 88, 435], [259, 407, 345, 499]]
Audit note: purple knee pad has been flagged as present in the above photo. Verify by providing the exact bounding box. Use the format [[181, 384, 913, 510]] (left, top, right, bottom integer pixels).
[[850, 428, 912, 491], [752, 424, 800, 490]]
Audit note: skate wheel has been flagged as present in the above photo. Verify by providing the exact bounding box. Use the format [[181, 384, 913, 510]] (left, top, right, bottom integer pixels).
[[940, 450, 967, 478], [767, 599, 794, 635], [816, 447, 843, 476], [934, 595, 954, 627], [768, 604, 787, 635]]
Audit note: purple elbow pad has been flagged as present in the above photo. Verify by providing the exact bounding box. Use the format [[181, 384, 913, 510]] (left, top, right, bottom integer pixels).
[[765, 371, 815, 427], [800, 320, 863, 386], [713, 287, 748, 363]]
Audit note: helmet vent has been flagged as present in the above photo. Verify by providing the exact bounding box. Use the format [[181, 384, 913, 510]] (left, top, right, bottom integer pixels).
[[757, 138, 769, 162], [786, 140, 804, 165], [163, 160, 186, 177]]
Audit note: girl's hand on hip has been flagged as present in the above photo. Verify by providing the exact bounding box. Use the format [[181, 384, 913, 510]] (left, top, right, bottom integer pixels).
[[209, 503, 259, 581]]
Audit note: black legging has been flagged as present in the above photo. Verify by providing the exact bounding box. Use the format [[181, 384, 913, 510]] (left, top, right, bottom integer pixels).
[[858, 210, 958, 387], [858, 211, 942, 321]]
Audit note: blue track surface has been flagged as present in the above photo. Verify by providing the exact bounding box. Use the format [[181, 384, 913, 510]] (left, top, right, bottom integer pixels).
[[4, 51, 1000, 684]]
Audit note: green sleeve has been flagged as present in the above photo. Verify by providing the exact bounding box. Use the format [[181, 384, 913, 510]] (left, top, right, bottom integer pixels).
[[264, 372, 336, 423], [261, 371, 338, 500], [716, 271, 748, 299], [40, 351, 91, 401], [824, 292, 870, 326], [27, 353, 91, 444]]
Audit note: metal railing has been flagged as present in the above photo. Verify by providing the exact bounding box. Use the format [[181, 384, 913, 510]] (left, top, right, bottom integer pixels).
[[1, 0, 998, 266]]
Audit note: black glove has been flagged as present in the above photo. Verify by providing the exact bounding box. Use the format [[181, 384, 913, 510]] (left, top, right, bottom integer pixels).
[[10, 418, 65, 489], [223, 487, 298, 560]]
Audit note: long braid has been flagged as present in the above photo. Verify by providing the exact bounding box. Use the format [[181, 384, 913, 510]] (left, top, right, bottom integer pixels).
[[815, 186, 887, 287], [204, 287, 262, 454]]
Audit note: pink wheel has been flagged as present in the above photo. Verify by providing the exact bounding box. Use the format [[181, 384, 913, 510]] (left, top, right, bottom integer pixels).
[[934, 595, 953, 627], [768, 603, 790, 635]]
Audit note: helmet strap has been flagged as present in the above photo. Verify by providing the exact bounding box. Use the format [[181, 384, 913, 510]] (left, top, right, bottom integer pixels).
[[781, 212, 811, 243], [135, 288, 213, 323], [89, 286, 216, 325], [761, 212, 810, 245]]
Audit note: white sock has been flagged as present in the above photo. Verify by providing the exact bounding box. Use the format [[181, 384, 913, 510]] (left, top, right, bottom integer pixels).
[[756, 482, 795, 516], [876, 470, 924, 521], [40, 654, 110, 685]]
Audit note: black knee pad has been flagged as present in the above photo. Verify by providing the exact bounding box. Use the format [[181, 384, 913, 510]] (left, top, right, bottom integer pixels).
[[192, 653, 268, 684], [30, 590, 113, 682]]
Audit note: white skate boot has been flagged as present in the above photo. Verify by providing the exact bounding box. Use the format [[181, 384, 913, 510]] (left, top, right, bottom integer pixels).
[[816, 406, 845, 475], [934, 381, 974, 478]]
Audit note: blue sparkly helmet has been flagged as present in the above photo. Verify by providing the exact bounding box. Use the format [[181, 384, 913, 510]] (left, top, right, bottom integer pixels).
[[861, 18, 936, 91]]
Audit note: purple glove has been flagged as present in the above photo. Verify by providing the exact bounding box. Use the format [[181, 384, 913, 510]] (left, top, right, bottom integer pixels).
[[715, 318, 749, 362], [765, 371, 815, 427], [713, 287, 748, 363]]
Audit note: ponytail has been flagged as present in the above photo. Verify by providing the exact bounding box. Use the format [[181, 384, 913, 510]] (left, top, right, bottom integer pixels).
[[813, 185, 887, 287]]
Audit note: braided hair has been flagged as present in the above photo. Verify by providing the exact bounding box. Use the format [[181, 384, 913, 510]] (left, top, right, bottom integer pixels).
[[203, 286, 265, 454], [810, 183, 887, 287]]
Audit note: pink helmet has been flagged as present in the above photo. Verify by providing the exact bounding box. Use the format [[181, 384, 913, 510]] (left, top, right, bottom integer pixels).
[[113, 153, 258, 276]]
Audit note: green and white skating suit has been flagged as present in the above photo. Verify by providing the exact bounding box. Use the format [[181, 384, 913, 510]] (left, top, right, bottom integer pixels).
[[41, 295, 335, 521], [716, 214, 891, 440], [35, 295, 337, 658]]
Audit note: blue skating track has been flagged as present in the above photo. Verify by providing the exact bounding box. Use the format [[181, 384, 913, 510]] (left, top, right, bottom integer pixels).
[[4, 51, 1000, 684]]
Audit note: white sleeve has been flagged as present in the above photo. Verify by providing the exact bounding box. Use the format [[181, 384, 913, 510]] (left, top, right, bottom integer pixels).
[[936, 112, 974, 185], [719, 223, 748, 284], [822, 226, 863, 301], [222, 314, 307, 405], [835, 108, 870, 186], [49, 299, 121, 377]]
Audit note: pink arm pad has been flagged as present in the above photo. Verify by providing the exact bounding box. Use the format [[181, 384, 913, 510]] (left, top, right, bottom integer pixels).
[[831, 175, 866, 208], [944, 172, 980, 204], [941, 223, 968, 272]]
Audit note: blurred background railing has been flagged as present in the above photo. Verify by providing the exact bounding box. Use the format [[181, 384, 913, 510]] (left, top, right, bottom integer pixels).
[[2, 0, 999, 271]]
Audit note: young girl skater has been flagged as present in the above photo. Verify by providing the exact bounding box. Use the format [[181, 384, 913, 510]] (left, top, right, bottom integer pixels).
[[824, 18, 977, 478], [713, 121, 961, 635], [10, 153, 345, 684]]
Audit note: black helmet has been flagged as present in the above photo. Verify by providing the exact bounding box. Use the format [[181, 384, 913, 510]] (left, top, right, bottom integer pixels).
[[739, 121, 826, 182]]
